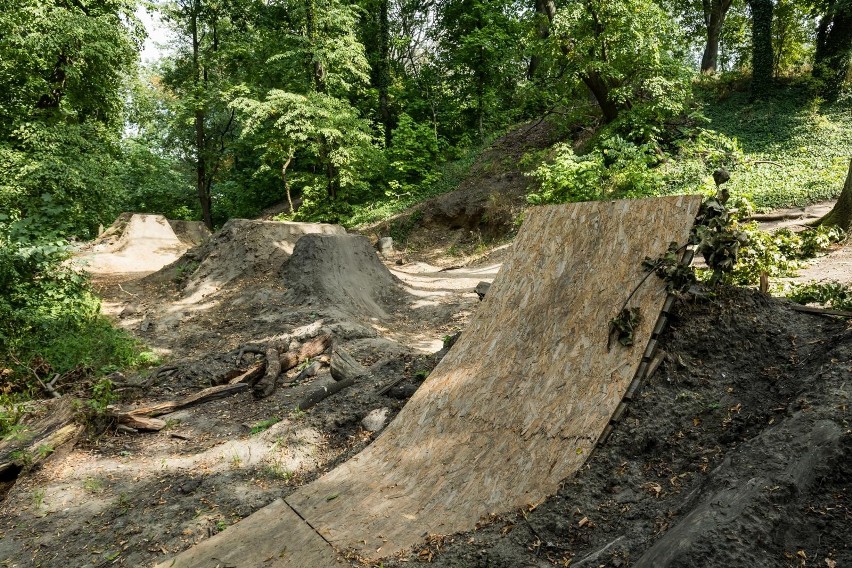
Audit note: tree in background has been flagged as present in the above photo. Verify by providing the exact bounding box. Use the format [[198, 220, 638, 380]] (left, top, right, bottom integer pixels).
[[0, 0, 141, 237], [748, 0, 775, 97], [813, 0, 852, 100], [701, 0, 736, 72], [550, 0, 692, 132]]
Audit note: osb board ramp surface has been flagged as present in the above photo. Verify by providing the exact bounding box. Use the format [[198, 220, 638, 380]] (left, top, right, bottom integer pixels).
[[152, 499, 344, 568], [287, 195, 702, 559]]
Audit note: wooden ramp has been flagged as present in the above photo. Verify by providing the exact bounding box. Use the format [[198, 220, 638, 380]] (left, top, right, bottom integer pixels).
[[155, 196, 701, 567]]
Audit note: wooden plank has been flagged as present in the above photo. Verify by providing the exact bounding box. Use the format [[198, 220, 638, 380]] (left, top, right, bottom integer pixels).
[[286, 196, 702, 559], [152, 499, 344, 568]]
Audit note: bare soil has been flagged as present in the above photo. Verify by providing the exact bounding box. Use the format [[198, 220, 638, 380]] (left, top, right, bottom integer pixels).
[[1, 207, 850, 568]]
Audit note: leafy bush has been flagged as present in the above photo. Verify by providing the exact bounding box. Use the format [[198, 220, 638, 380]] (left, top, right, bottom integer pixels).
[[528, 137, 665, 204], [0, 217, 155, 403], [788, 281, 852, 311], [726, 223, 844, 285]]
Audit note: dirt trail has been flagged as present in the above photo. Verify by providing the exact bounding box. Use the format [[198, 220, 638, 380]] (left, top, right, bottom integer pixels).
[[0, 218, 497, 568]]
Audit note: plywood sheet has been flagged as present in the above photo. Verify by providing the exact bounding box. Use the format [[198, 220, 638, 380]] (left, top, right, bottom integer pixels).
[[286, 195, 702, 558], [153, 499, 343, 568]]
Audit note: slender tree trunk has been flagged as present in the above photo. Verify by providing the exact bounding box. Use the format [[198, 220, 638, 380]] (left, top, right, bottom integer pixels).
[[282, 149, 294, 213], [191, 0, 213, 230], [700, 0, 732, 73], [305, 0, 326, 93], [817, 159, 852, 232], [748, 0, 774, 99], [527, 0, 557, 79], [378, 0, 392, 147]]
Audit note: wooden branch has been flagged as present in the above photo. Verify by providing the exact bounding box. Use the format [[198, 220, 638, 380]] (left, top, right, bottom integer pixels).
[[376, 375, 407, 396], [789, 304, 852, 318], [297, 378, 355, 411], [330, 346, 368, 382], [228, 361, 266, 385], [252, 348, 281, 399], [117, 383, 249, 431]]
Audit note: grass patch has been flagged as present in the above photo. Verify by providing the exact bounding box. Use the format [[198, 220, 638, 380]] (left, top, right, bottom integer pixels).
[[699, 83, 852, 210]]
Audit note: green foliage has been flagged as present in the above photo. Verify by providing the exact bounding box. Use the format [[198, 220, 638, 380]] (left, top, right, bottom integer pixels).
[[552, 0, 693, 136], [88, 378, 116, 415], [699, 84, 852, 211], [386, 114, 440, 191], [0, 217, 156, 397], [787, 281, 852, 311], [643, 242, 697, 293], [609, 308, 641, 348], [728, 223, 845, 284], [528, 137, 665, 204], [250, 417, 280, 435]]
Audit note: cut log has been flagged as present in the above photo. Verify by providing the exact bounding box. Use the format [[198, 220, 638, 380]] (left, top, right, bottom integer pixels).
[[297, 378, 355, 411], [0, 398, 82, 481], [253, 348, 281, 399], [330, 346, 368, 382], [280, 334, 332, 372], [115, 413, 167, 431]]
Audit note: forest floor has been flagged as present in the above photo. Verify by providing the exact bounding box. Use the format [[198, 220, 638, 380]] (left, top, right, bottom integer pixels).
[[0, 202, 850, 568]]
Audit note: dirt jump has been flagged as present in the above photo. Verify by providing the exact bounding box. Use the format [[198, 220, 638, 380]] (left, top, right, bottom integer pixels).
[[155, 195, 702, 566], [73, 213, 209, 276]]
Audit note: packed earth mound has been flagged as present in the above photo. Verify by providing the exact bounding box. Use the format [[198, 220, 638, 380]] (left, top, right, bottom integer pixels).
[[145, 219, 345, 299], [282, 234, 405, 319], [75, 213, 207, 275]]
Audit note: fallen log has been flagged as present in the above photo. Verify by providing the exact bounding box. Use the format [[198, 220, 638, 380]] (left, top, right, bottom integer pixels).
[[116, 383, 250, 430], [789, 304, 852, 318], [280, 335, 332, 372], [0, 398, 82, 480], [254, 335, 332, 398], [297, 377, 355, 411], [330, 346, 368, 382]]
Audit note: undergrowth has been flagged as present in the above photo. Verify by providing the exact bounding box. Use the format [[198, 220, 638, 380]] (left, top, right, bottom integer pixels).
[[1, 218, 158, 437]]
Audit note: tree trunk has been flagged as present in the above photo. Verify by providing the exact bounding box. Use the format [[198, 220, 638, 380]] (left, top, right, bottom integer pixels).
[[700, 0, 732, 73], [813, 0, 852, 101], [191, 0, 213, 230], [748, 0, 774, 98], [378, 0, 392, 147], [818, 159, 852, 232], [305, 0, 326, 93], [527, 0, 557, 79], [282, 149, 294, 213], [581, 71, 620, 123]]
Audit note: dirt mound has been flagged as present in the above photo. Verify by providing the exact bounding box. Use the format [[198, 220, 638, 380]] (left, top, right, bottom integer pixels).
[[378, 287, 852, 567], [168, 220, 211, 247], [74, 214, 192, 275], [282, 233, 404, 319], [146, 219, 345, 298]]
